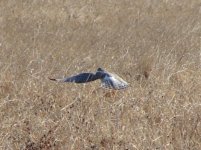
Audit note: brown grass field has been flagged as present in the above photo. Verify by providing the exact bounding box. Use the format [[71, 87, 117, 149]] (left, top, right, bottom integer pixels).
[[1, 0, 201, 149]]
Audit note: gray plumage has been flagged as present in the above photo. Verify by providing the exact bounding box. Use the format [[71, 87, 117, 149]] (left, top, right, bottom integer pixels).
[[49, 68, 128, 90]]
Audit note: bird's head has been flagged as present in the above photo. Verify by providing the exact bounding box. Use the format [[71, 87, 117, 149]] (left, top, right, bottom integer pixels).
[[95, 68, 106, 78], [97, 68, 104, 72]]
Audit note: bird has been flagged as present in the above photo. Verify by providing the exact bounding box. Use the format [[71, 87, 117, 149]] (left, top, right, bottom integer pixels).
[[49, 68, 128, 90]]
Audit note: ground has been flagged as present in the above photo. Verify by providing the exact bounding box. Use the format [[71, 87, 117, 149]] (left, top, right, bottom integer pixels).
[[0, 0, 201, 149]]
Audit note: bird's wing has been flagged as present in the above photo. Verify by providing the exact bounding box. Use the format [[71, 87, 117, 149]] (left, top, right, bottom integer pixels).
[[101, 73, 128, 90], [49, 73, 98, 83]]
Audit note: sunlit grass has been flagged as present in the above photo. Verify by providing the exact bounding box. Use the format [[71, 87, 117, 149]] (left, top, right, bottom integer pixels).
[[0, 0, 201, 149]]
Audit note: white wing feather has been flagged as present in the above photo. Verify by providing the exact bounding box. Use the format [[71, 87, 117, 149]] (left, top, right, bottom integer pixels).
[[101, 73, 128, 90]]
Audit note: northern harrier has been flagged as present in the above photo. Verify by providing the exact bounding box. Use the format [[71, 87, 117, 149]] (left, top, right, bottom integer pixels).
[[49, 68, 128, 90]]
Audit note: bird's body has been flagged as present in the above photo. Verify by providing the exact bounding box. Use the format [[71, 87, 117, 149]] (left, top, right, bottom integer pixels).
[[49, 68, 128, 90]]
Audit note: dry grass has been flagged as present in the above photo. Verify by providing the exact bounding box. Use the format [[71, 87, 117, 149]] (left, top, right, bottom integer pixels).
[[1, 0, 201, 149]]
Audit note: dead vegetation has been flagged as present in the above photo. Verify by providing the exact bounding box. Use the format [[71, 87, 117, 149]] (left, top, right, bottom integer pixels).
[[0, 0, 201, 149]]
